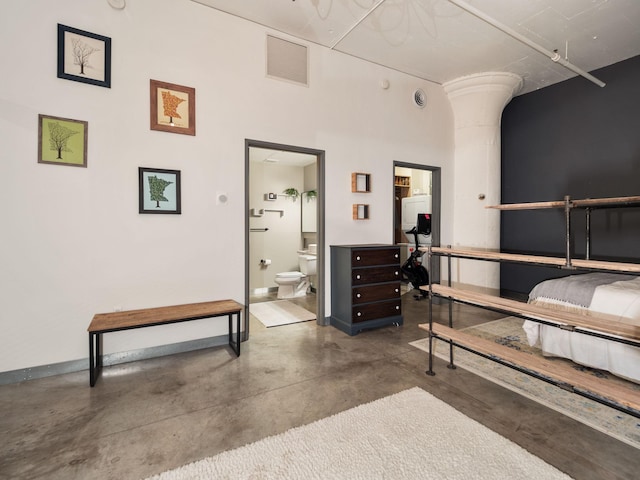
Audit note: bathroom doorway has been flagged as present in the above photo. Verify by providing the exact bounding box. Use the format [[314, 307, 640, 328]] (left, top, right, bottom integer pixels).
[[393, 161, 441, 287], [245, 140, 325, 338]]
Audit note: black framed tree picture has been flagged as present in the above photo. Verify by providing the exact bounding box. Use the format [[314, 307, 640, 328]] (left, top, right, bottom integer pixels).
[[138, 167, 181, 214], [57, 24, 112, 88]]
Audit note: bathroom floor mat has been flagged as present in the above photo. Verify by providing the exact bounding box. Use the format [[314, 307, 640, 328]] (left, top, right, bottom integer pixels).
[[250, 300, 316, 328]]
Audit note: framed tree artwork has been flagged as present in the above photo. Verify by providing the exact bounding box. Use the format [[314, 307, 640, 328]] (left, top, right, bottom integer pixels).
[[139, 167, 182, 214], [150, 79, 196, 136], [38, 114, 88, 167], [57, 24, 111, 88]]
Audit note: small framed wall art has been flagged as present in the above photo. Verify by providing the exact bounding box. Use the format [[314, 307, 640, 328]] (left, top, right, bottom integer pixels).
[[38, 114, 88, 167], [139, 167, 182, 214], [150, 79, 196, 136], [57, 24, 111, 88]]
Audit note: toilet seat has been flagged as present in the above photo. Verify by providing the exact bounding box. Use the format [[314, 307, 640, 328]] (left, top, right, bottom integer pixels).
[[276, 271, 305, 279]]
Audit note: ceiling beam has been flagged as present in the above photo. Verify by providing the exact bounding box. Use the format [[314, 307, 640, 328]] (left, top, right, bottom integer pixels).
[[448, 0, 605, 88], [330, 0, 387, 50]]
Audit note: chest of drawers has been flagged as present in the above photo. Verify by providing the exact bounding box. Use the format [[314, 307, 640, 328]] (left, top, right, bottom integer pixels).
[[330, 244, 403, 335]]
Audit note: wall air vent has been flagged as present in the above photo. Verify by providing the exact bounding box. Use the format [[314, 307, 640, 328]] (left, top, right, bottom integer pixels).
[[413, 88, 427, 108], [266, 35, 308, 86]]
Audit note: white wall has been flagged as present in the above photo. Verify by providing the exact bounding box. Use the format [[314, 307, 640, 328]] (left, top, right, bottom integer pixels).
[[0, 0, 454, 373]]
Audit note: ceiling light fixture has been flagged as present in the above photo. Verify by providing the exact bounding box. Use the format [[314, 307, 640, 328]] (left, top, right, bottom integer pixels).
[[447, 0, 605, 88]]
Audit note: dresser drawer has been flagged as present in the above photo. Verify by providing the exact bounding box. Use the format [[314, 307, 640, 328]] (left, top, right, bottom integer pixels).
[[351, 248, 400, 267], [352, 299, 401, 323], [352, 266, 400, 285], [352, 283, 401, 304]]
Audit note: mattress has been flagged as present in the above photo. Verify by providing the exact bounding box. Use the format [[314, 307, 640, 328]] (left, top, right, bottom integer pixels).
[[522, 273, 640, 383]]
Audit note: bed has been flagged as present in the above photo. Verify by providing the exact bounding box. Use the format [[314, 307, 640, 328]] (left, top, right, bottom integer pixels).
[[522, 272, 640, 383]]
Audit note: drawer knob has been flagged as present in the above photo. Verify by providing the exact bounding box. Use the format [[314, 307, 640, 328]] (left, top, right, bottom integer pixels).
[[357, 312, 362, 317], [394, 253, 399, 258], [394, 271, 399, 275], [395, 306, 400, 310], [395, 288, 399, 293], [356, 255, 361, 261], [356, 293, 361, 298], [356, 274, 361, 280]]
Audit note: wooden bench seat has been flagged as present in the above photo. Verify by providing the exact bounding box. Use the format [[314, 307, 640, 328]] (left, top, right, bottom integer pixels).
[[419, 322, 640, 416], [88, 299, 243, 386]]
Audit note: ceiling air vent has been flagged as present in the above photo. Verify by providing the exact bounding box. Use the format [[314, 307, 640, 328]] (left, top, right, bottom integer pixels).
[[413, 88, 427, 108], [266, 35, 308, 86]]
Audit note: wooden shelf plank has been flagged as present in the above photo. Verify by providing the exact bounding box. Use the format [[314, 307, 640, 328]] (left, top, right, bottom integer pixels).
[[422, 246, 640, 273], [486, 200, 565, 210], [419, 323, 640, 415], [486, 195, 640, 211], [423, 284, 640, 343], [572, 195, 640, 208]]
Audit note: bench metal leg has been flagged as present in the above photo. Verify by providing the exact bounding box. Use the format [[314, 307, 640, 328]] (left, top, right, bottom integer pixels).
[[228, 311, 241, 356], [89, 332, 102, 387]]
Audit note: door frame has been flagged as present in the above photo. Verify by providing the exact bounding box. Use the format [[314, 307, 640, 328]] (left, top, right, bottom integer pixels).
[[393, 161, 441, 285], [245, 139, 327, 339]]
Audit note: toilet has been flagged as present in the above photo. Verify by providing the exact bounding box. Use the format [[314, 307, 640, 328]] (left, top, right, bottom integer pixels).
[[274, 247, 317, 299]]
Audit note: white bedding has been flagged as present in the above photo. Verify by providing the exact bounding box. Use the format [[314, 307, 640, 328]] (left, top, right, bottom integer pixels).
[[523, 275, 640, 383]]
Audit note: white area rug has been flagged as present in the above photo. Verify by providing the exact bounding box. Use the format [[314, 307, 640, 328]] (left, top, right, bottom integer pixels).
[[144, 387, 571, 480], [250, 300, 315, 327]]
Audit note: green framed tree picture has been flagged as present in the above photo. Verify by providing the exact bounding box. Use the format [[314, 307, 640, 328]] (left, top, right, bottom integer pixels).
[[38, 114, 88, 167], [138, 167, 181, 214]]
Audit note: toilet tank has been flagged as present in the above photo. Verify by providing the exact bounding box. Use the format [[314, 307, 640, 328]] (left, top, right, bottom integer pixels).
[[299, 254, 317, 275]]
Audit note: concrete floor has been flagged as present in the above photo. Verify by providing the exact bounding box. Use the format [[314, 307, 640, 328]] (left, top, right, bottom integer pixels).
[[1, 291, 638, 480]]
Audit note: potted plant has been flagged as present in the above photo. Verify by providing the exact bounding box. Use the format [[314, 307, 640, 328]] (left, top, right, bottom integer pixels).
[[283, 188, 300, 201]]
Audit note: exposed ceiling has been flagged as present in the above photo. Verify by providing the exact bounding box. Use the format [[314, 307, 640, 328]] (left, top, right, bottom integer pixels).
[[192, 0, 640, 95]]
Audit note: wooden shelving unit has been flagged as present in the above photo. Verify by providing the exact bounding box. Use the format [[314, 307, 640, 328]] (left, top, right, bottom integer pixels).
[[419, 194, 640, 418], [352, 204, 370, 220], [351, 172, 371, 193], [487, 194, 640, 262]]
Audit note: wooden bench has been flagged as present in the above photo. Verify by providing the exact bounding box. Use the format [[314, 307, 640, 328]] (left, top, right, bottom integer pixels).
[[88, 299, 243, 387], [419, 322, 640, 417]]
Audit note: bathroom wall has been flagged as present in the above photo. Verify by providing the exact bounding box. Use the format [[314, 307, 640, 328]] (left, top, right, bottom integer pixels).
[[249, 162, 305, 291], [0, 0, 453, 374]]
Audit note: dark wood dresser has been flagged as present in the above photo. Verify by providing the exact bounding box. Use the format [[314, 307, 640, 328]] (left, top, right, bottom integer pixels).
[[330, 244, 403, 335]]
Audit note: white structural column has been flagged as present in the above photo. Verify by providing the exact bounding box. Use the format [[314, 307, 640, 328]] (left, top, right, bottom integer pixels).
[[444, 72, 522, 292]]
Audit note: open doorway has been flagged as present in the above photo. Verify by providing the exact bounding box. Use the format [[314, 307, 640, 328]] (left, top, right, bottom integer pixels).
[[393, 162, 441, 290], [245, 140, 325, 339]]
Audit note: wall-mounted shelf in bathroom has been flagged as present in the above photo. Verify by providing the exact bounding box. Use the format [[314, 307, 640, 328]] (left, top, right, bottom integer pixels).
[[353, 204, 370, 220], [351, 173, 371, 193], [250, 208, 284, 217], [263, 209, 284, 217]]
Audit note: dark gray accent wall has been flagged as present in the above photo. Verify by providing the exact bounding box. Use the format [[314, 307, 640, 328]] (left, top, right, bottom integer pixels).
[[500, 55, 640, 296]]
